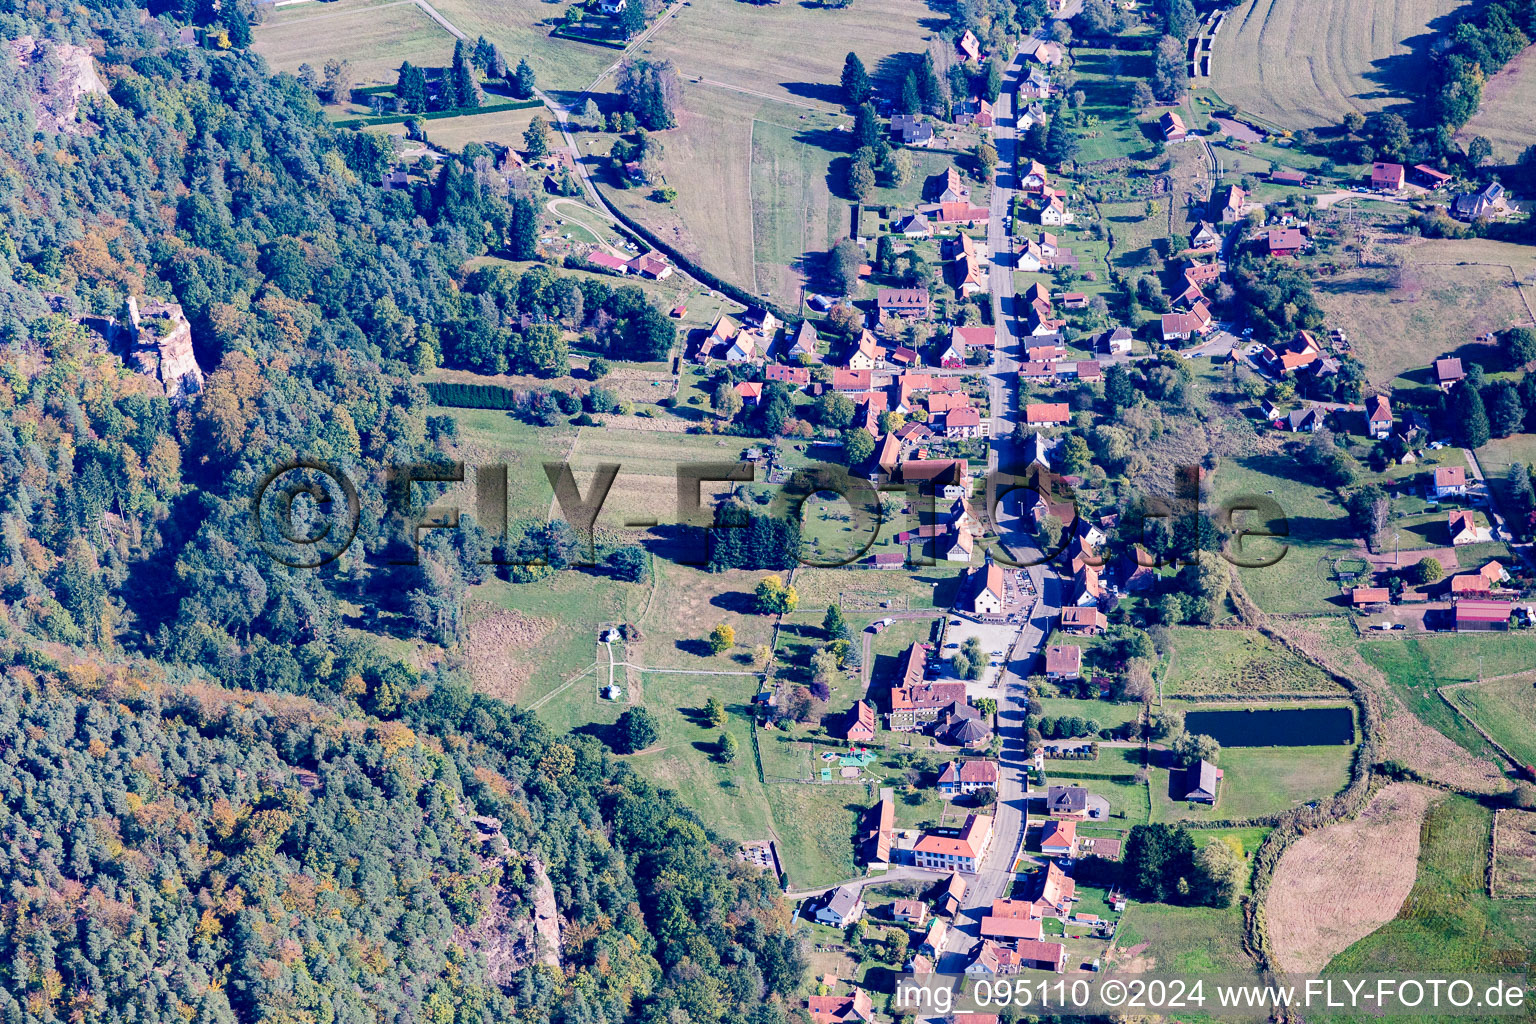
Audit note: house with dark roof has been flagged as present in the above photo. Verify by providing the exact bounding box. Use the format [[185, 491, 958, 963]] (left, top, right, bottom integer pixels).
[[1183, 759, 1223, 803], [938, 759, 999, 797], [1045, 784, 1087, 816], [1266, 227, 1307, 257], [815, 885, 866, 927]]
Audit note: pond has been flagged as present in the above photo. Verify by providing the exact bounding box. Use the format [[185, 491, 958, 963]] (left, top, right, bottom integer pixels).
[[1182, 706, 1354, 747]]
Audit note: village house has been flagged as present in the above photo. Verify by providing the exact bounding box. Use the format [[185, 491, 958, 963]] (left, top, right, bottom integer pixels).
[[840, 699, 877, 742], [1040, 818, 1078, 859], [786, 319, 819, 362], [1286, 407, 1325, 433], [1099, 325, 1132, 356], [832, 368, 872, 391], [1045, 784, 1087, 817], [895, 457, 971, 498], [891, 899, 929, 927], [1449, 509, 1490, 545], [944, 406, 986, 439], [1024, 402, 1071, 428], [1433, 465, 1468, 498], [1160, 301, 1214, 343], [815, 885, 866, 927], [1024, 860, 1076, 919], [1219, 184, 1247, 222], [961, 560, 1007, 616], [805, 991, 874, 1024], [913, 814, 994, 872], [1190, 221, 1221, 249], [1271, 168, 1308, 187], [1043, 643, 1081, 682], [919, 916, 950, 956], [937, 759, 999, 797], [766, 363, 811, 386], [1366, 394, 1393, 439], [1266, 226, 1307, 257], [587, 251, 629, 274], [1435, 357, 1465, 391], [1018, 66, 1052, 100], [929, 166, 971, 204], [889, 113, 934, 147], [1039, 194, 1074, 226], [734, 381, 762, 406], [1370, 161, 1405, 191], [1455, 181, 1508, 221], [1183, 759, 1223, 803], [957, 28, 982, 63], [894, 210, 932, 238], [877, 288, 931, 320], [626, 251, 673, 279], [1159, 110, 1187, 141], [861, 791, 894, 866], [1059, 606, 1107, 635], [846, 329, 885, 369]]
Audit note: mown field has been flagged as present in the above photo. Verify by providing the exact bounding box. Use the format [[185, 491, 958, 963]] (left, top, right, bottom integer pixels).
[[1459, 45, 1536, 165], [1314, 237, 1536, 385], [1150, 745, 1355, 822], [252, 0, 458, 87], [1447, 675, 1536, 766], [1327, 796, 1536, 985], [1208, 0, 1467, 130], [1163, 627, 1344, 696], [1477, 432, 1536, 515], [1071, 45, 1157, 164]]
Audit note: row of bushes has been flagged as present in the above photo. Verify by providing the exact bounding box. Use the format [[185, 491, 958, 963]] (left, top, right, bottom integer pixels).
[[548, 26, 629, 48], [335, 98, 543, 129]]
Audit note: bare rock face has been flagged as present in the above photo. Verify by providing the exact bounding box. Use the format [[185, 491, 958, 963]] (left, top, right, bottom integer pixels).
[[125, 297, 205, 403], [8, 36, 107, 135]]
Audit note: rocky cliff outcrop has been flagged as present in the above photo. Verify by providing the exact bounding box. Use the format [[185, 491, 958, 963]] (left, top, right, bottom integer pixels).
[[124, 297, 205, 403], [8, 36, 107, 134]]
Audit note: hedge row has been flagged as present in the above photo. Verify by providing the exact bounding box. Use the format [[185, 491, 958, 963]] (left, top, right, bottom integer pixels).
[[336, 98, 543, 129], [547, 27, 628, 49]]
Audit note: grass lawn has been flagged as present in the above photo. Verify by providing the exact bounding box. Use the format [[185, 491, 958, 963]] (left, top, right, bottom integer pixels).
[[1112, 900, 1255, 977], [1327, 796, 1536, 981], [1162, 627, 1345, 697], [433, 406, 578, 520], [1210, 455, 1357, 615], [1040, 744, 1147, 777], [381, 104, 546, 153], [1477, 432, 1536, 517], [1150, 745, 1355, 822], [1069, 46, 1157, 164], [766, 782, 869, 889], [252, 0, 458, 87], [1034, 697, 1143, 733], [749, 117, 843, 308], [1446, 675, 1536, 766]]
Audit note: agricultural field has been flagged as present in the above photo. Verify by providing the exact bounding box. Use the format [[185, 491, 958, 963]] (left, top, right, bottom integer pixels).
[[1208, 0, 1467, 130], [1313, 237, 1536, 385], [1492, 809, 1536, 898], [1209, 456, 1359, 615], [643, 0, 945, 115], [1161, 627, 1345, 697], [750, 117, 844, 307], [252, 0, 457, 87], [1265, 783, 1438, 972], [1150, 745, 1356, 822], [404, 0, 612, 96], [600, 88, 769, 306], [1446, 675, 1536, 766], [1458, 46, 1536, 164], [380, 104, 545, 153], [564, 425, 756, 530], [1327, 796, 1536, 981], [433, 407, 578, 519]]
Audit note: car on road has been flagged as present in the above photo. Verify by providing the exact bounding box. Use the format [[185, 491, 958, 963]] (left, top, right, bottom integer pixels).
[[945, 642, 959, 649]]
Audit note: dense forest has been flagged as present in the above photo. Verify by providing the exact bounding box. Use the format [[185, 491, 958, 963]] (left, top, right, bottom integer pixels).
[[0, 1, 803, 1021]]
